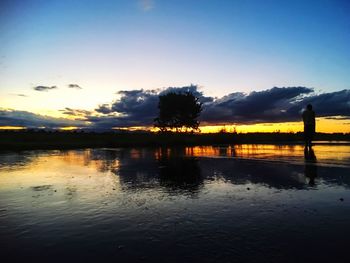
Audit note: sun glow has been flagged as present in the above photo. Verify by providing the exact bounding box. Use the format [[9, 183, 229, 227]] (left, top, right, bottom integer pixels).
[[59, 126, 80, 131], [0, 126, 27, 130], [199, 118, 350, 134]]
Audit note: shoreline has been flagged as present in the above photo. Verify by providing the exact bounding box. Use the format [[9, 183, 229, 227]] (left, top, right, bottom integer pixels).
[[1, 131, 349, 150]]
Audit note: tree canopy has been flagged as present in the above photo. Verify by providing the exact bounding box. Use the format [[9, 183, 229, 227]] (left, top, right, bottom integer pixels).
[[154, 91, 202, 132]]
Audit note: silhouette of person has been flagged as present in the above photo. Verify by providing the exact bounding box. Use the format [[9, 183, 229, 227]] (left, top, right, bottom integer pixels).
[[302, 104, 316, 147], [304, 146, 317, 186]]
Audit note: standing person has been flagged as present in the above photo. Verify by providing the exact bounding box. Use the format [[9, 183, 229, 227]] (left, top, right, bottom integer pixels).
[[302, 104, 316, 147]]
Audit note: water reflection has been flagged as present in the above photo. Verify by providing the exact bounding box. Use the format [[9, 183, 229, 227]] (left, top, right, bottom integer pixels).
[[1, 145, 350, 193], [184, 144, 350, 167], [158, 156, 203, 194], [1, 145, 350, 262], [304, 147, 318, 186]]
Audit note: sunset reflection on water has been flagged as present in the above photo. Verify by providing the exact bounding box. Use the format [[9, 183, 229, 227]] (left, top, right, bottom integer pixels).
[[1, 145, 350, 262], [1, 144, 349, 194]]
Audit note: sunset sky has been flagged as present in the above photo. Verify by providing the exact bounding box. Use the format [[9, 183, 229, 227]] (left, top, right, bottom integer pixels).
[[1, 0, 349, 132]]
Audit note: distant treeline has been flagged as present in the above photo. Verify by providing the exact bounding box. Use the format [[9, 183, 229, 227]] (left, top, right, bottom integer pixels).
[[0, 130, 349, 150]]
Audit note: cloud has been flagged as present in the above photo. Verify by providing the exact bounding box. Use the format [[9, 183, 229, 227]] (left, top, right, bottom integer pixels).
[[68, 84, 82, 89], [95, 104, 112, 114], [92, 85, 212, 128], [11, 94, 28, 97], [93, 89, 159, 128], [138, 0, 154, 11], [0, 109, 85, 128], [91, 86, 350, 128], [33, 85, 57, 92], [200, 88, 349, 124], [295, 89, 350, 118], [2, 86, 350, 129], [60, 107, 92, 118], [201, 86, 314, 124]]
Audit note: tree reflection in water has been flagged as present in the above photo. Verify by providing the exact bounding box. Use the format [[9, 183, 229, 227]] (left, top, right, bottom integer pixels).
[[158, 154, 202, 195], [1, 145, 350, 192], [1, 145, 350, 263]]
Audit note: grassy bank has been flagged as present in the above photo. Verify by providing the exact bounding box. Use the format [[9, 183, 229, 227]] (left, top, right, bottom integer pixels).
[[1, 131, 349, 150]]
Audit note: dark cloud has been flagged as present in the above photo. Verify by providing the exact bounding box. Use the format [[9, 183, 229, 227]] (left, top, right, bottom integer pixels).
[[33, 85, 57, 92], [201, 88, 350, 124], [60, 107, 92, 118], [68, 84, 82, 89], [93, 89, 158, 128], [201, 86, 314, 124], [92, 85, 212, 128], [295, 89, 350, 118], [86, 115, 142, 128], [0, 109, 85, 128], [2, 86, 350, 129], [91, 86, 350, 128], [95, 104, 112, 114]]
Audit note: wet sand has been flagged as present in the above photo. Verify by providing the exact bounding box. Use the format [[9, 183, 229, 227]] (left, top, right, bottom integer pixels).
[[1, 145, 350, 262]]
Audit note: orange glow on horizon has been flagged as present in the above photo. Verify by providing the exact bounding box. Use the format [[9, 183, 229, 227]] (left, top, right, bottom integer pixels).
[[0, 118, 349, 133], [0, 126, 27, 130], [59, 126, 80, 131], [199, 118, 350, 134]]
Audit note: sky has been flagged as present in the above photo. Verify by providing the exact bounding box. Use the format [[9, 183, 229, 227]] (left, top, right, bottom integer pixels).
[[0, 0, 349, 132]]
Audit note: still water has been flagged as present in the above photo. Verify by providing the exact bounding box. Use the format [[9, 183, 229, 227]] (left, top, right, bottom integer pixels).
[[1, 145, 350, 262]]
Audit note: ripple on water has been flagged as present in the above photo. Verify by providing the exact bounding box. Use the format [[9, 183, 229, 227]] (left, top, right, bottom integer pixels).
[[0, 146, 350, 262]]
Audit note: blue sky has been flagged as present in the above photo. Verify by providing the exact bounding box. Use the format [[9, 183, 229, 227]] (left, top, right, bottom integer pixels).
[[0, 0, 349, 130]]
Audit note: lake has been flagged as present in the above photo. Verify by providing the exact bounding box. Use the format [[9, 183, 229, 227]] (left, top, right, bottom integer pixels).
[[1, 144, 350, 262]]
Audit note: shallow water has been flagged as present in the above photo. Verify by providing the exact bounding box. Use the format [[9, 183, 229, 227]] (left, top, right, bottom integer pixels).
[[1, 145, 350, 262]]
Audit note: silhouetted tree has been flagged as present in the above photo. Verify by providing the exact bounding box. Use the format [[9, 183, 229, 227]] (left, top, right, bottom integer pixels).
[[154, 91, 202, 132]]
